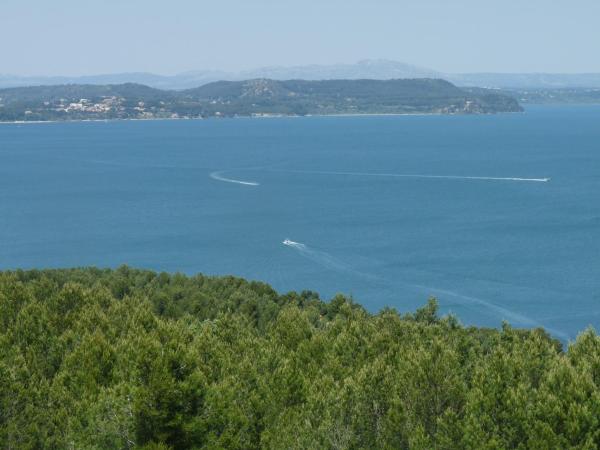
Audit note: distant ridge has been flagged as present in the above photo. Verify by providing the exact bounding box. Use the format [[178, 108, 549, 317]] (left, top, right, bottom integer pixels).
[[0, 60, 439, 90], [3, 59, 600, 90]]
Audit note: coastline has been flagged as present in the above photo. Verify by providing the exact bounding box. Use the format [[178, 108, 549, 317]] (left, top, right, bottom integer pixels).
[[0, 110, 521, 125]]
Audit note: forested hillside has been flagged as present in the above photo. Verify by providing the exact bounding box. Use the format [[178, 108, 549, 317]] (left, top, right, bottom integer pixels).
[[0, 79, 522, 122], [1, 267, 599, 449]]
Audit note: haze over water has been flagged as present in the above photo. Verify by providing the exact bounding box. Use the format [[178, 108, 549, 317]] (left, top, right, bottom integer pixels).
[[1, 105, 599, 341]]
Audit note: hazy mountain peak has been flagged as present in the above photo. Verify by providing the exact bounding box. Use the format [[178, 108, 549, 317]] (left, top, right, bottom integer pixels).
[[2, 60, 600, 90]]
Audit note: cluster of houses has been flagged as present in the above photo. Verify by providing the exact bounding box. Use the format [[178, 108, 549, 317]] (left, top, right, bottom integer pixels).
[[57, 96, 121, 113]]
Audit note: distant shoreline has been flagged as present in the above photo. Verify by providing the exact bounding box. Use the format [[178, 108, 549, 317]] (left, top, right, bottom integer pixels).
[[0, 111, 522, 125]]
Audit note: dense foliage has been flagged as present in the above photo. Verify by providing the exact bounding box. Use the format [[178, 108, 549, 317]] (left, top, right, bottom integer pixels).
[[0, 79, 522, 122], [1, 267, 599, 449]]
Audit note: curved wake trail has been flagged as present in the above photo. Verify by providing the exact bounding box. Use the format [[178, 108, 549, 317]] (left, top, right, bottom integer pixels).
[[271, 169, 550, 183], [209, 171, 260, 186]]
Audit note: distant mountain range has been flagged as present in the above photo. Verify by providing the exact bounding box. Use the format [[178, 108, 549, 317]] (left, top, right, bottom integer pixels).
[[3, 60, 600, 90], [0, 79, 522, 122]]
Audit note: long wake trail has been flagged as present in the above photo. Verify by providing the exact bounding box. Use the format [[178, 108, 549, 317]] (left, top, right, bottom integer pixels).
[[270, 169, 550, 183], [282, 239, 569, 340], [209, 171, 260, 186]]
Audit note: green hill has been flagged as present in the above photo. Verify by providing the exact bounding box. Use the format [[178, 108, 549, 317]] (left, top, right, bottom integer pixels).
[[0, 79, 522, 122]]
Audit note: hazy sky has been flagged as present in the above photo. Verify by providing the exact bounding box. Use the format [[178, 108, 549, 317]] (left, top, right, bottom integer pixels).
[[2, 0, 599, 76]]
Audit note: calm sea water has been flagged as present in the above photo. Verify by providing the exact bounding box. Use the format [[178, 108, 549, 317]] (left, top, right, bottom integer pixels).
[[1, 106, 599, 340]]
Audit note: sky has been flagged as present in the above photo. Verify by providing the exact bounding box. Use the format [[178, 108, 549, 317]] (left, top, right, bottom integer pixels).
[[2, 0, 599, 76]]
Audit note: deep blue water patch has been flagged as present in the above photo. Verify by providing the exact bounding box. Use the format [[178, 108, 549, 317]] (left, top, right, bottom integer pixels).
[[1, 105, 599, 341]]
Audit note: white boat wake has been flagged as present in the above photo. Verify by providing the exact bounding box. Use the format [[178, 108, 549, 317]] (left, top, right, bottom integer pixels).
[[282, 239, 305, 249], [282, 239, 378, 280], [270, 169, 550, 183], [210, 167, 550, 186], [283, 238, 352, 272], [209, 171, 260, 186]]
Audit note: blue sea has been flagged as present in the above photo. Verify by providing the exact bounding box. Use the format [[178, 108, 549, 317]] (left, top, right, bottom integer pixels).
[[2, 106, 599, 341]]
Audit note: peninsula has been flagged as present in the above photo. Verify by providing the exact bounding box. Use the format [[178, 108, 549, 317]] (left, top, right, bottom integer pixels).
[[0, 78, 522, 122]]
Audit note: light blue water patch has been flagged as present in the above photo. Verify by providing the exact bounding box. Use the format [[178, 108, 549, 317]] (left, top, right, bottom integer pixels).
[[1, 105, 599, 342]]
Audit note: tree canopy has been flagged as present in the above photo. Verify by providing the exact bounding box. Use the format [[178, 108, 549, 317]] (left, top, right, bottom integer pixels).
[[0, 267, 598, 449]]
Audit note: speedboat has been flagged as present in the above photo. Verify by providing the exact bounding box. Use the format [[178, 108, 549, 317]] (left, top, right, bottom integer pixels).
[[283, 239, 294, 246]]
